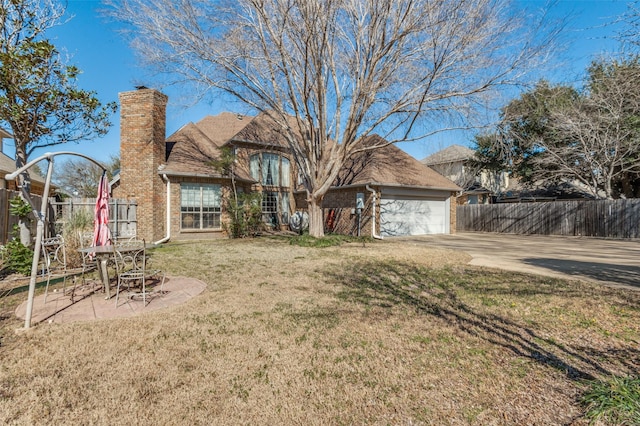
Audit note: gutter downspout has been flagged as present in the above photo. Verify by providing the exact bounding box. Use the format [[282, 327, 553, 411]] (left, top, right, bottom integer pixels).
[[154, 173, 171, 245], [366, 185, 383, 240]]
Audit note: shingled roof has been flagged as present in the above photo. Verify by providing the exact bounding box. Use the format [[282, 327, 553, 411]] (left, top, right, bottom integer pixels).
[[163, 113, 254, 180], [421, 144, 475, 166], [0, 151, 49, 189], [229, 111, 295, 150], [162, 113, 458, 191], [334, 135, 460, 191]]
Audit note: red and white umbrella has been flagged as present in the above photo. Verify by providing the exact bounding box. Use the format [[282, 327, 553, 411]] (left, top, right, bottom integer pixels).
[[92, 171, 112, 251]]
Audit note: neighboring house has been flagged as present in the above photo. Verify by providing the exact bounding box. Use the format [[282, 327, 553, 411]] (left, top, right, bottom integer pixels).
[[421, 144, 509, 205], [111, 88, 460, 243], [0, 128, 49, 195], [496, 180, 597, 203]]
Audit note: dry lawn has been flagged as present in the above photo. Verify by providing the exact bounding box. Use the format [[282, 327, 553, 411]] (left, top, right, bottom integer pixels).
[[0, 237, 639, 425]]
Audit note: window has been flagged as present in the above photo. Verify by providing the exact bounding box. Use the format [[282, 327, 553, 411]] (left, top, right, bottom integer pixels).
[[249, 153, 291, 187], [260, 191, 290, 227], [280, 192, 290, 224], [249, 153, 292, 227], [262, 153, 279, 186], [250, 155, 260, 182], [262, 191, 279, 228], [281, 157, 290, 187], [181, 184, 221, 230]]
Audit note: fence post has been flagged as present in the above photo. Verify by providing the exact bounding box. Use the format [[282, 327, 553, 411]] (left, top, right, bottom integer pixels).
[[114, 198, 119, 238]]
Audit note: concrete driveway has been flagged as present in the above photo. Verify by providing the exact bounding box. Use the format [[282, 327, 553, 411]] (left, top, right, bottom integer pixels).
[[401, 232, 640, 290]]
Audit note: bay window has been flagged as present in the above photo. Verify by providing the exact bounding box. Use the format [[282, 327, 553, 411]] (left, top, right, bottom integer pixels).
[[250, 152, 292, 226], [250, 152, 291, 187]]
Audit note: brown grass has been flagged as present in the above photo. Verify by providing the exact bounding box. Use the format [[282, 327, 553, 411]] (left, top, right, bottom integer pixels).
[[0, 237, 638, 425]]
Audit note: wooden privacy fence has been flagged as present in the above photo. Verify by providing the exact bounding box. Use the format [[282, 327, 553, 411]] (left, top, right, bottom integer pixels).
[[457, 199, 640, 239], [50, 198, 137, 239], [0, 189, 47, 245], [1, 192, 137, 245]]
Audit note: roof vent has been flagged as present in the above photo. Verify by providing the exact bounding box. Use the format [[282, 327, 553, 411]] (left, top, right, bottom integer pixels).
[[236, 114, 244, 120]]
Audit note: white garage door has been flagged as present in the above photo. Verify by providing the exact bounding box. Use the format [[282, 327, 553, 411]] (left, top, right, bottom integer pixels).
[[380, 195, 449, 237]]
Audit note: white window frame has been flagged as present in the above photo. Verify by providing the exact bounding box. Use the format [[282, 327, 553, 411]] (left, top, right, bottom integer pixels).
[[180, 183, 222, 230]]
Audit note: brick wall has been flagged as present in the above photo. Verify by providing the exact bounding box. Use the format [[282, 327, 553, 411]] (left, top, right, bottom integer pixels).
[[295, 185, 376, 236], [166, 176, 237, 240], [296, 187, 458, 236], [117, 88, 168, 243]]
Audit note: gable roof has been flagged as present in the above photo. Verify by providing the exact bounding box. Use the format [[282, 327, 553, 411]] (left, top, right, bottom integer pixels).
[[0, 151, 17, 176], [334, 135, 460, 191], [193, 113, 253, 147], [162, 113, 459, 191], [421, 144, 475, 166], [162, 113, 254, 180], [227, 111, 296, 150]]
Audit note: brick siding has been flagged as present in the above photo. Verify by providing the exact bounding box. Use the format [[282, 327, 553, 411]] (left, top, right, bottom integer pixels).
[[166, 176, 234, 240], [117, 89, 168, 243], [114, 88, 456, 241], [295, 186, 377, 236]]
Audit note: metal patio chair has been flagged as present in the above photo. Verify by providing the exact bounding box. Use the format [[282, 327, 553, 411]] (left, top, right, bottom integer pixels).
[[41, 235, 73, 303], [112, 239, 165, 308], [77, 231, 98, 286]]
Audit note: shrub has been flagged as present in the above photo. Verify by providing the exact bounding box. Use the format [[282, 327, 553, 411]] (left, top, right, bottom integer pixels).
[[61, 209, 93, 268], [9, 196, 32, 218], [223, 192, 263, 238], [1, 229, 34, 276]]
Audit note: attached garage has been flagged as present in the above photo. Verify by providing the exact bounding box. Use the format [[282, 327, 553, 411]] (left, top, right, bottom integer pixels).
[[380, 189, 451, 237], [304, 135, 461, 238]]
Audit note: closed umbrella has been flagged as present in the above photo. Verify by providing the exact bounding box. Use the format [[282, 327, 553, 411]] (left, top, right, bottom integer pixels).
[[92, 171, 112, 251]]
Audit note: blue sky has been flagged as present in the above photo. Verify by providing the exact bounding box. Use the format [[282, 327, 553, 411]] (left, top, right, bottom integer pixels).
[[3, 0, 633, 165]]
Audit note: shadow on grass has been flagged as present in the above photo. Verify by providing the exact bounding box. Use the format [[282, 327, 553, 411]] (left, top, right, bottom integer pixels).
[[324, 261, 640, 381], [523, 258, 640, 289]]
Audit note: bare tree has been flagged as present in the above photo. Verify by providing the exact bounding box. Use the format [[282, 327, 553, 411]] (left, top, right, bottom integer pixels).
[[53, 155, 120, 197], [618, 1, 640, 50], [109, 0, 559, 236], [484, 59, 640, 200], [542, 59, 640, 199]]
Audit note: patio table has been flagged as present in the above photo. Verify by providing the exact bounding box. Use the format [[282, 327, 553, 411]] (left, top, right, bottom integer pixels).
[[78, 244, 157, 299], [78, 244, 156, 299], [78, 245, 116, 299]]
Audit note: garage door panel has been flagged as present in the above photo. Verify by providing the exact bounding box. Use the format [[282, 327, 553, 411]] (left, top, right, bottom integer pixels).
[[380, 197, 448, 237]]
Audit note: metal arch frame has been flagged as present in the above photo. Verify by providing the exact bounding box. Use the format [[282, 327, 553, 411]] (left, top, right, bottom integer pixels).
[[5, 151, 106, 329]]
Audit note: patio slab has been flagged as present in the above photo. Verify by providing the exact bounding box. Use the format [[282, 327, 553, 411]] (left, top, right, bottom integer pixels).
[[14, 276, 207, 325]]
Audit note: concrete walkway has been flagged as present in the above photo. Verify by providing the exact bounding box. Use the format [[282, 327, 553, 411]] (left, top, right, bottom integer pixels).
[[402, 233, 640, 290], [15, 276, 207, 325]]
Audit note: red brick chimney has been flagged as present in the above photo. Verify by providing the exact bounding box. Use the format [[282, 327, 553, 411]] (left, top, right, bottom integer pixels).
[[117, 88, 168, 242]]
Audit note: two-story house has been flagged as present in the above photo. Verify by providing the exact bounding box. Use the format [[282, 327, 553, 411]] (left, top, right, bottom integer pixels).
[[421, 144, 509, 204], [112, 88, 460, 242]]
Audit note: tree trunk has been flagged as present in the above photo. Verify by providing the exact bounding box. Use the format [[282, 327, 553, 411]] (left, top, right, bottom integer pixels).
[[307, 196, 325, 238], [604, 178, 613, 200], [15, 150, 32, 247]]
